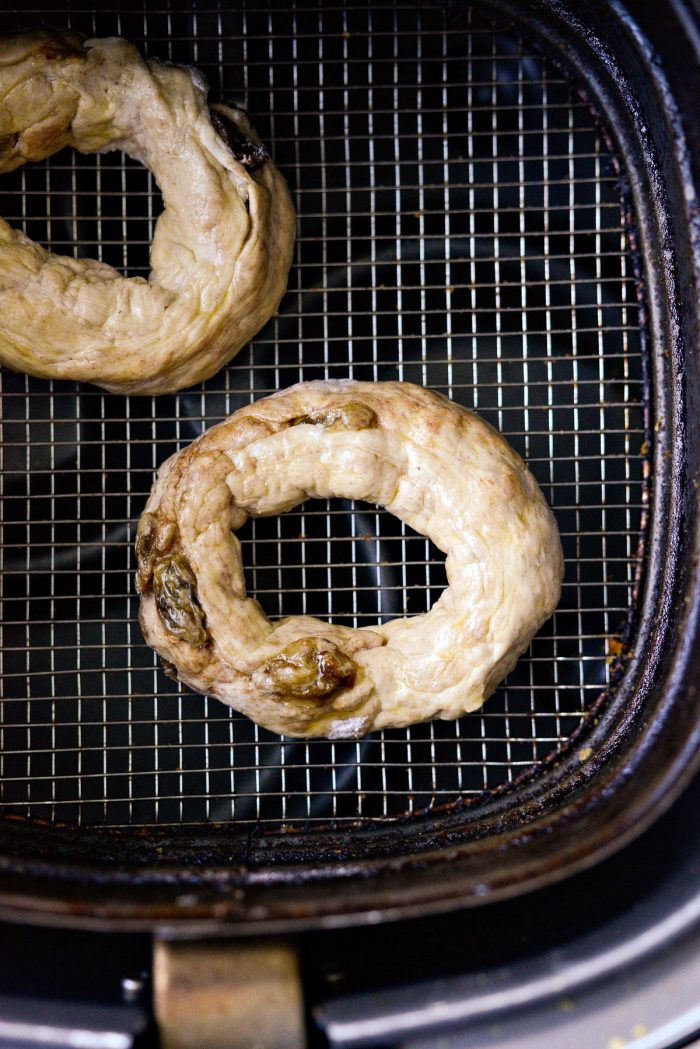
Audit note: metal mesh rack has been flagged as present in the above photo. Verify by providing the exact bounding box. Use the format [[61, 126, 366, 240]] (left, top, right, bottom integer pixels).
[[0, 2, 646, 827]]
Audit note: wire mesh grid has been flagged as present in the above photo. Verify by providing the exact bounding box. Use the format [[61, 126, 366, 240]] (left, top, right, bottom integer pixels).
[[0, 2, 646, 827]]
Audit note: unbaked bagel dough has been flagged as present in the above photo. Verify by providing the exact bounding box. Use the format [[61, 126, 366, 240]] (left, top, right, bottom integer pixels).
[[0, 29, 295, 394], [136, 381, 564, 739]]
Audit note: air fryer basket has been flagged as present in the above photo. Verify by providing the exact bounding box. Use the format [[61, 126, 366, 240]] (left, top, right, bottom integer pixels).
[[0, 0, 698, 931]]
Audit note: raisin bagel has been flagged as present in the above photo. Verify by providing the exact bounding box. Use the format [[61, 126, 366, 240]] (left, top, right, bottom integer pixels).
[[136, 381, 564, 739], [0, 29, 295, 394]]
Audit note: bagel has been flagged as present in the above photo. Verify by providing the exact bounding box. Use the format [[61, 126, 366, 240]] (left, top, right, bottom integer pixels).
[[136, 381, 564, 739], [0, 29, 295, 395]]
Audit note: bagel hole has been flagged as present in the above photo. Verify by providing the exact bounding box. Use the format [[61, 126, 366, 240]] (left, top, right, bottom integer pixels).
[[0, 151, 160, 278], [238, 499, 448, 628]]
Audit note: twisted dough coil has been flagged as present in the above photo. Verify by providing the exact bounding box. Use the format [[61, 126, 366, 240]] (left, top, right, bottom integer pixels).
[[0, 29, 295, 394], [136, 381, 564, 739]]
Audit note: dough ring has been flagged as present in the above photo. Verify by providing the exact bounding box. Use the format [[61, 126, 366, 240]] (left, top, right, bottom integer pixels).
[[136, 381, 564, 740], [0, 29, 295, 395]]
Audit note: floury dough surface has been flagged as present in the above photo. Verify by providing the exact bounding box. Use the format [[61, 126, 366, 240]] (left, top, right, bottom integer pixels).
[[136, 381, 564, 739], [0, 29, 295, 394]]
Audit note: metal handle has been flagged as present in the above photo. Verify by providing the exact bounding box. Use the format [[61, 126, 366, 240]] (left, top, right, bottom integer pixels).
[[154, 939, 306, 1049]]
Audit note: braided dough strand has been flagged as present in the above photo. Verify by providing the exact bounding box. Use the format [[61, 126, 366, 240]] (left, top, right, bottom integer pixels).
[[0, 29, 295, 394], [136, 381, 564, 739]]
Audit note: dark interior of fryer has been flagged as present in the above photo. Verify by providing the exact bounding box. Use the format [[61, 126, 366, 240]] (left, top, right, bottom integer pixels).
[[0, 4, 646, 833]]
